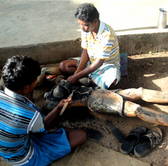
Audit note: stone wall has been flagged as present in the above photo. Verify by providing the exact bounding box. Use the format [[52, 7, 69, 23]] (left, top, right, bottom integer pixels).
[[0, 32, 168, 69]]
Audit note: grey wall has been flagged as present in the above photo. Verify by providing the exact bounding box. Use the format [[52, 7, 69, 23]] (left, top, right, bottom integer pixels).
[[0, 32, 168, 69]]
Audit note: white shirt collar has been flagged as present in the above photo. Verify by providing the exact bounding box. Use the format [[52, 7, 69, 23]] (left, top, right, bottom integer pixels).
[[96, 21, 105, 38], [81, 20, 105, 38]]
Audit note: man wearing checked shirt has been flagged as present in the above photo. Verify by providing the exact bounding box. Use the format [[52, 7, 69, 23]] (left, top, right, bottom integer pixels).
[[59, 3, 120, 89]]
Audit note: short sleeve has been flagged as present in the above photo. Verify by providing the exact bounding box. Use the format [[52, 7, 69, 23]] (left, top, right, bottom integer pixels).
[[27, 111, 45, 133]]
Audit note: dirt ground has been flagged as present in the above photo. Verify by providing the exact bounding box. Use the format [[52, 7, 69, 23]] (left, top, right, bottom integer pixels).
[[33, 51, 168, 166]]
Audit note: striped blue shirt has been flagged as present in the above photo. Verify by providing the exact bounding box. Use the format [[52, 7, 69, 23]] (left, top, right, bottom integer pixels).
[[0, 88, 45, 165]]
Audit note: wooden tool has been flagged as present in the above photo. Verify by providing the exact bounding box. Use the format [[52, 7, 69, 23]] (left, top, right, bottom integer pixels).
[[59, 90, 75, 115]]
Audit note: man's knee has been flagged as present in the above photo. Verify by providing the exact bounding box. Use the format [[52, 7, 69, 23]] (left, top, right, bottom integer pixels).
[[59, 61, 67, 73]]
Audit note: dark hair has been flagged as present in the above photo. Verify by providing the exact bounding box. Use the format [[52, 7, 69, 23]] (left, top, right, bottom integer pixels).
[[75, 3, 99, 23], [2, 55, 41, 91]]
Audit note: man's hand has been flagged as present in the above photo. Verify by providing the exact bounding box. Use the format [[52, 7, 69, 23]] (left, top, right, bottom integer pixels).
[[67, 75, 79, 84], [44, 98, 72, 128], [57, 98, 72, 109]]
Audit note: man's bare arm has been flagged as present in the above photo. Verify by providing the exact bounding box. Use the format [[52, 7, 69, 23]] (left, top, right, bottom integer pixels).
[[74, 49, 89, 74], [68, 58, 104, 84]]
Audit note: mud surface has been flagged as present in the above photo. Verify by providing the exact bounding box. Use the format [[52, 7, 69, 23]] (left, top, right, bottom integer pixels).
[[34, 51, 168, 166]]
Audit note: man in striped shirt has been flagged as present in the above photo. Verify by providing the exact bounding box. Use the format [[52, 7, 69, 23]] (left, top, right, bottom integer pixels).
[[0, 55, 87, 166], [59, 3, 120, 89]]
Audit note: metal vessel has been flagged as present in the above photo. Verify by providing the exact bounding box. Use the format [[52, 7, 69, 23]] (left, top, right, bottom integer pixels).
[[157, 8, 167, 29]]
